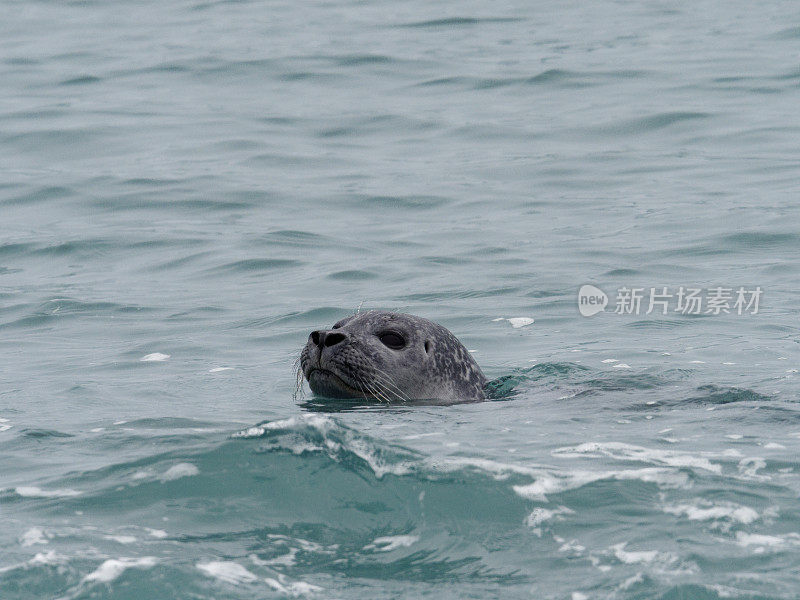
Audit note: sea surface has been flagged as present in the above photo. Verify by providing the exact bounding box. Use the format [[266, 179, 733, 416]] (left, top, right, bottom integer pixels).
[[2, 0, 800, 598]]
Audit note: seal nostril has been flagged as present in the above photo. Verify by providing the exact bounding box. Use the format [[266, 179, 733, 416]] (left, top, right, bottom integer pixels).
[[310, 331, 321, 346], [324, 332, 345, 347]]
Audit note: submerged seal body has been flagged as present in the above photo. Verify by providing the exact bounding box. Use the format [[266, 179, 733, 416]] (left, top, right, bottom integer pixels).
[[299, 311, 487, 404]]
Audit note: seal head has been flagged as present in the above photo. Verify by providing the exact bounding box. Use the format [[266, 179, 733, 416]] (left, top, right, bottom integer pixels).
[[300, 311, 486, 404]]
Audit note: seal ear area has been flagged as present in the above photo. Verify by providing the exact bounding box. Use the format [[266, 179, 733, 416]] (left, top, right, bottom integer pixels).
[[424, 340, 432, 355]]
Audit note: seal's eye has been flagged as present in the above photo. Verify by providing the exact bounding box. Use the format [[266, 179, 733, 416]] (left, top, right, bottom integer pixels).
[[379, 332, 405, 350]]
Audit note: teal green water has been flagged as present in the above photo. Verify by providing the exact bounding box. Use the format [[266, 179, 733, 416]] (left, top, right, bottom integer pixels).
[[2, 0, 800, 598]]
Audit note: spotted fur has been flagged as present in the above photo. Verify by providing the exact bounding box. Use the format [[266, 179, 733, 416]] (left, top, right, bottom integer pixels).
[[299, 311, 487, 404]]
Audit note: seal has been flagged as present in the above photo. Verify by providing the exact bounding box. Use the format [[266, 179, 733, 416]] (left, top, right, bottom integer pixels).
[[299, 311, 487, 404]]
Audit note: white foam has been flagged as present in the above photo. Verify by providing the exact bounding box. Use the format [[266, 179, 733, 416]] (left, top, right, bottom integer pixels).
[[139, 352, 170, 362], [234, 414, 335, 439], [619, 572, 645, 590], [401, 432, 444, 440], [0, 417, 11, 432], [30, 550, 63, 566], [438, 456, 546, 479], [494, 317, 534, 328], [146, 528, 168, 538], [572, 593, 588, 600], [735, 532, 799, 549], [0, 550, 64, 574], [346, 437, 413, 478], [601, 359, 618, 364], [552, 442, 721, 473], [558, 539, 585, 554], [663, 501, 759, 525], [160, 463, 199, 481], [140, 352, 170, 362], [15, 486, 81, 498], [612, 363, 631, 369], [738, 457, 767, 479], [104, 535, 137, 544], [513, 467, 688, 501], [83, 557, 157, 583], [258, 548, 299, 566], [610, 543, 660, 564], [234, 425, 268, 438], [197, 561, 257, 584], [265, 576, 323, 596], [20, 527, 48, 546], [526, 506, 574, 528], [233, 416, 414, 477], [363, 535, 419, 552], [209, 367, 234, 372], [764, 442, 786, 449], [264, 535, 332, 554]]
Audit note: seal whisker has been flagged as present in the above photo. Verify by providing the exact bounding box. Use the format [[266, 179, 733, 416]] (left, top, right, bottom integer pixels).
[[293, 360, 306, 401], [359, 372, 393, 404], [298, 310, 487, 404], [350, 373, 374, 402], [369, 367, 411, 403], [365, 381, 391, 404], [371, 374, 409, 403]]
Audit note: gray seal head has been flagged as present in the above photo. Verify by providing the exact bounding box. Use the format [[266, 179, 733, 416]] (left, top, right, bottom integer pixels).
[[299, 311, 487, 404]]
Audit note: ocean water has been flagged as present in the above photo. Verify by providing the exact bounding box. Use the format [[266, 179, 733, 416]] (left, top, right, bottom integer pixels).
[[2, 0, 800, 598]]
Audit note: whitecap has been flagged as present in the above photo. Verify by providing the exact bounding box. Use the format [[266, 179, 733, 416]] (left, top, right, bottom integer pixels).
[[552, 441, 721, 473], [160, 463, 199, 481], [264, 576, 323, 596], [197, 560, 257, 584], [20, 527, 48, 546], [525, 506, 574, 528], [662, 500, 759, 525], [83, 557, 157, 583], [104, 535, 137, 544], [735, 532, 800, 549], [513, 467, 689, 501], [363, 535, 419, 552], [146, 528, 168, 538], [15, 486, 81, 498], [140, 353, 170, 362], [493, 317, 534, 328], [610, 542, 664, 565]]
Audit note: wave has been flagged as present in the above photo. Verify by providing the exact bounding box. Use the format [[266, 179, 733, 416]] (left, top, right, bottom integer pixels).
[[1, 415, 796, 599]]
